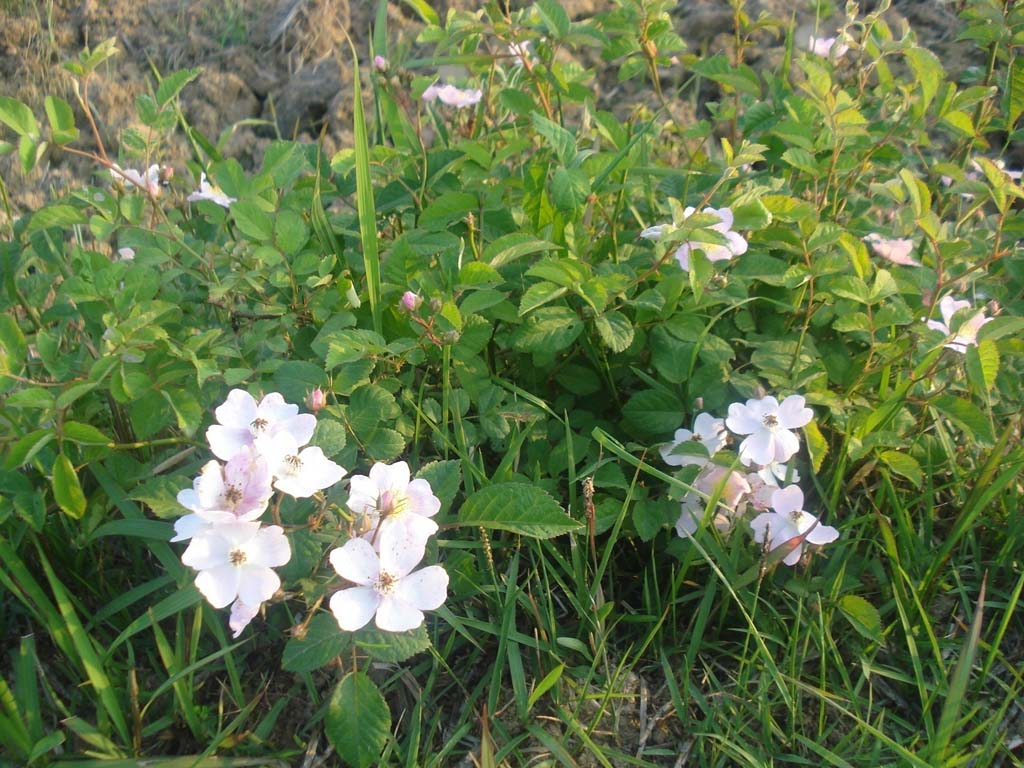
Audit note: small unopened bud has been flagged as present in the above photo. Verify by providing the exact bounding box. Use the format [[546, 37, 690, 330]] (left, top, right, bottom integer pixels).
[[429, 297, 443, 313], [307, 387, 327, 413], [373, 55, 388, 72], [400, 290, 422, 313]]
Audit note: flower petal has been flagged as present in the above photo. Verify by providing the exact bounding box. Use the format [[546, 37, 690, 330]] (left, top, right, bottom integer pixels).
[[237, 565, 281, 606], [195, 563, 241, 608], [375, 596, 425, 632], [770, 485, 804, 516], [777, 395, 813, 429], [214, 389, 258, 429], [330, 586, 381, 631], [394, 565, 449, 611], [247, 525, 291, 568], [377, 523, 428, 577], [738, 430, 775, 467], [329, 538, 379, 585], [229, 599, 260, 638]]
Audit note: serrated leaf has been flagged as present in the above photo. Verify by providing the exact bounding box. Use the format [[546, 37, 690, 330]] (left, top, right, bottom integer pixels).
[[511, 306, 582, 353], [551, 166, 590, 212], [0, 313, 26, 393], [416, 460, 461, 509], [44, 96, 78, 144], [594, 310, 634, 353], [905, 47, 942, 114], [232, 200, 274, 241], [930, 395, 994, 446], [632, 498, 676, 542], [537, 0, 570, 38], [966, 339, 999, 393], [838, 595, 882, 643], [0, 96, 38, 137], [325, 672, 391, 768], [803, 419, 828, 474], [459, 483, 580, 538], [156, 67, 201, 107], [518, 281, 568, 316], [62, 422, 112, 446], [622, 390, 684, 438], [879, 450, 923, 489], [51, 454, 86, 519], [282, 614, 349, 672], [6, 429, 55, 469], [27, 204, 86, 233], [1004, 57, 1024, 131], [532, 112, 575, 165], [354, 625, 431, 662]]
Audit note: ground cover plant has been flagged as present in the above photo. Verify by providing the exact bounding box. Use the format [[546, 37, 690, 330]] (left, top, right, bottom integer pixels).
[[2, 0, 1024, 765]]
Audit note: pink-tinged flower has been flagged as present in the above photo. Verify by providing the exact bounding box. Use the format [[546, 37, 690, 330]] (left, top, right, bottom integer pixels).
[[329, 526, 448, 632], [257, 431, 346, 498], [181, 521, 291, 608], [749, 485, 839, 566], [924, 295, 993, 353], [171, 450, 273, 542], [373, 55, 388, 72], [187, 173, 236, 208], [745, 462, 800, 512], [808, 35, 849, 58], [660, 412, 727, 467], [116, 247, 135, 261], [110, 163, 163, 196], [672, 207, 748, 272], [229, 599, 260, 638], [422, 83, 483, 108], [307, 387, 327, 413], [863, 233, 921, 267], [346, 461, 440, 548], [675, 465, 751, 537], [726, 395, 813, 467], [206, 390, 316, 462], [400, 290, 422, 313]]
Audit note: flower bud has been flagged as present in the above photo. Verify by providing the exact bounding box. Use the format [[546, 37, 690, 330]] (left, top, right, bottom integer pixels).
[[400, 291, 422, 313], [373, 55, 388, 72], [307, 387, 327, 413]]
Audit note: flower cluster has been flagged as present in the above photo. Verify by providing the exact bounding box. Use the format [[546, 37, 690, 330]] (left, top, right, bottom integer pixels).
[[662, 395, 839, 567], [642, 206, 748, 272], [171, 390, 346, 637], [329, 462, 449, 632]]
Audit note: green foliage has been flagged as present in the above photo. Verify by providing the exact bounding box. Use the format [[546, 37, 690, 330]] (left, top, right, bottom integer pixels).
[[2, 0, 1024, 765]]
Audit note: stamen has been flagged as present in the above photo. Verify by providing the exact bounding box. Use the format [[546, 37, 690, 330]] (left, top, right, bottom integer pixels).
[[284, 454, 303, 474], [250, 417, 269, 433], [229, 549, 247, 565], [376, 571, 397, 594], [763, 414, 779, 428], [224, 485, 243, 506]]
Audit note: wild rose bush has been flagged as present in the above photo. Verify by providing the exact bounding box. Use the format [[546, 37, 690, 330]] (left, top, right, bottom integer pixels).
[[2, 1, 1023, 766]]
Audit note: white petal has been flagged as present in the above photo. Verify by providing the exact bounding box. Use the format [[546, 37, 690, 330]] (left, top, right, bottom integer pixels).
[[195, 564, 241, 608], [804, 520, 840, 546], [229, 599, 260, 638], [247, 525, 291, 568], [375, 596, 425, 632], [770, 485, 804, 516], [237, 565, 281, 606], [772, 428, 802, 464], [330, 586, 381, 631], [406, 478, 441, 517], [394, 565, 449, 611], [181, 530, 230, 570], [171, 513, 209, 542], [777, 395, 813, 429], [673, 243, 692, 272], [346, 475, 379, 514], [378, 522, 428, 577], [375, 461, 411, 491], [725, 230, 748, 256], [748, 512, 775, 546], [214, 389, 258, 429], [280, 413, 317, 448], [329, 538, 380, 584], [206, 425, 252, 461], [725, 403, 762, 436], [738, 430, 775, 466]]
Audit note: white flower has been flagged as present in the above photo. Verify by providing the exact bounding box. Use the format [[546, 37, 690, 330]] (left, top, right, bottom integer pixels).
[[924, 295, 993, 353], [422, 83, 483, 108], [808, 35, 849, 59], [672, 207, 748, 272], [187, 173, 236, 208], [206, 390, 317, 462], [508, 40, 535, 67], [181, 521, 291, 608], [347, 461, 440, 548], [329, 526, 448, 632], [660, 412, 727, 467], [749, 486, 839, 566], [116, 247, 135, 261], [863, 233, 921, 267], [257, 431, 346, 498], [675, 465, 751, 537], [171, 450, 273, 542], [639, 224, 666, 240], [726, 395, 813, 467], [229, 599, 260, 638], [111, 163, 163, 196]]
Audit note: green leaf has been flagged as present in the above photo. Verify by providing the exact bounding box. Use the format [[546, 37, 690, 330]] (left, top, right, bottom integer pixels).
[[537, 0, 570, 38], [0, 313, 26, 393], [518, 281, 567, 316], [905, 47, 942, 114], [44, 96, 78, 144], [274, 209, 309, 256], [6, 429, 55, 469], [18, 134, 44, 174], [231, 201, 274, 241], [354, 625, 431, 662], [282, 614, 349, 672], [511, 306, 582, 353], [879, 450, 923, 489], [51, 453, 87, 519], [416, 460, 461, 509], [156, 67, 201, 107], [551, 167, 590, 212], [459, 483, 581, 538], [622, 390, 684, 438], [1004, 56, 1024, 131], [838, 595, 882, 643], [966, 339, 999, 393], [27, 203, 87, 233], [325, 672, 391, 768], [803, 419, 828, 474], [0, 97, 38, 137], [483, 233, 560, 268], [532, 112, 576, 166], [632, 498, 676, 542], [930, 395, 994, 446], [62, 422, 113, 446], [594, 310, 634, 353]]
